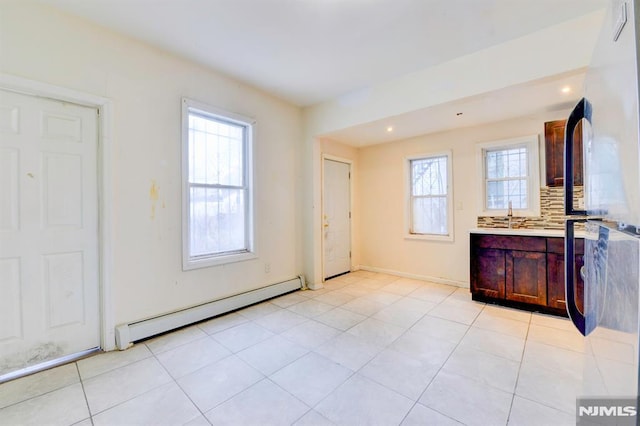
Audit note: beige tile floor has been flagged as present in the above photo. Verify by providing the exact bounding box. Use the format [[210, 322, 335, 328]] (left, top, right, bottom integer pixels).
[[0, 271, 588, 426]]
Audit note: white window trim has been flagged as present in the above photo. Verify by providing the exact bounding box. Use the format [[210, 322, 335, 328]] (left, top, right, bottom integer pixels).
[[181, 98, 256, 270], [476, 135, 541, 217], [404, 150, 454, 242]]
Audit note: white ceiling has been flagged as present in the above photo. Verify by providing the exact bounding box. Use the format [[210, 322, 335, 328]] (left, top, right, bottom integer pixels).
[[325, 70, 586, 146], [37, 0, 606, 108]]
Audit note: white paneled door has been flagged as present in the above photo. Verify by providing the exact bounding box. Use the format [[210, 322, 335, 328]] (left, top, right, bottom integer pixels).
[[0, 89, 100, 377], [323, 159, 351, 279]]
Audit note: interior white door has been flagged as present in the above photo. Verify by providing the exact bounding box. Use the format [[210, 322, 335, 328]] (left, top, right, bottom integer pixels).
[[0, 89, 100, 376], [323, 159, 351, 279]]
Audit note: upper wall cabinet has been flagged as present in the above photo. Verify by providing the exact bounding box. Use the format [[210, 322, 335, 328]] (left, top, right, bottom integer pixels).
[[544, 119, 583, 187]]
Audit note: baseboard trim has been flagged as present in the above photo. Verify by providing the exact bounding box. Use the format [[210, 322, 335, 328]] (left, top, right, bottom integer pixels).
[[115, 276, 303, 350], [358, 265, 468, 288]]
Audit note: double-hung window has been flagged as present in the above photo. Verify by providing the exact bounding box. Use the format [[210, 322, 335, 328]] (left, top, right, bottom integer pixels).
[[477, 135, 540, 216], [406, 151, 453, 241], [182, 99, 255, 270]]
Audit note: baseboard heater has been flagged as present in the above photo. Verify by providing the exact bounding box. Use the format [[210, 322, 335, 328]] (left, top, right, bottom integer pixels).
[[115, 276, 304, 350]]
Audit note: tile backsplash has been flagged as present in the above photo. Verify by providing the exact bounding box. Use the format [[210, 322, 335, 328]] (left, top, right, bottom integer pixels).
[[477, 186, 584, 230]]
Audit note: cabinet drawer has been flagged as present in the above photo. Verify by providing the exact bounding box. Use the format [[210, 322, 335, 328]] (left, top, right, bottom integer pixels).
[[472, 234, 546, 252]]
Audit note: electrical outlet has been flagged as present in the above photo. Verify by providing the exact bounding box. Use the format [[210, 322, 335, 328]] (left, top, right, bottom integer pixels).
[[264, 263, 271, 273]]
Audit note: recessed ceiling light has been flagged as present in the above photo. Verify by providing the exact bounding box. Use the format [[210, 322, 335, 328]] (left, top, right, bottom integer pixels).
[[561, 86, 571, 94], [386, 126, 393, 132]]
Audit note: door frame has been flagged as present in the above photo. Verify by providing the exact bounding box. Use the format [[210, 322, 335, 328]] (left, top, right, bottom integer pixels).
[[0, 73, 115, 352], [321, 154, 353, 282]]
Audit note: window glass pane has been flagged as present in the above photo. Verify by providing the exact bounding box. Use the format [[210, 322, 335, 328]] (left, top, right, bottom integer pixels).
[[508, 147, 527, 178], [486, 151, 497, 179], [486, 147, 527, 179], [189, 187, 245, 256], [188, 113, 244, 186], [412, 196, 447, 235], [507, 179, 528, 208], [205, 117, 220, 135], [486, 181, 505, 209], [190, 128, 207, 183], [411, 156, 447, 196], [410, 154, 450, 236], [486, 179, 528, 209], [484, 143, 531, 211], [190, 114, 205, 132]]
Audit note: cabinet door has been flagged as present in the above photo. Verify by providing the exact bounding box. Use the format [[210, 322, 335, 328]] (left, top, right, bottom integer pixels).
[[506, 251, 547, 305], [544, 119, 583, 187], [471, 248, 505, 299], [547, 252, 584, 312]]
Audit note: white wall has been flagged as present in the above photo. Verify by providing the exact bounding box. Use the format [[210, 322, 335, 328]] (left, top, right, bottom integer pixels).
[[356, 111, 569, 286], [0, 3, 303, 331]]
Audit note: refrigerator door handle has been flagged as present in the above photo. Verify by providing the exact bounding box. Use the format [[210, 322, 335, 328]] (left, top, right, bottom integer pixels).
[[565, 218, 588, 336], [564, 97, 591, 216]]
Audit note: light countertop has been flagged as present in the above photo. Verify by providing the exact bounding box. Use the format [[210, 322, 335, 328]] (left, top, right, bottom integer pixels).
[[469, 228, 575, 237]]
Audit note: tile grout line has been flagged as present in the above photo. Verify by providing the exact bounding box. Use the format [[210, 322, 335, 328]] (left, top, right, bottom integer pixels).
[[147, 342, 208, 425], [266, 374, 335, 426], [75, 362, 95, 425], [504, 311, 533, 425], [0, 368, 84, 412], [183, 311, 332, 423], [81, 348, 179, 420], [397, 290, 484, 425], [510, 314, 586, 418], [184, 356, 267, 422], [170, 347, 237, 418], [397, 353, 468, 422], [278, 278, 420, 424], [287, 356, 363, 425]]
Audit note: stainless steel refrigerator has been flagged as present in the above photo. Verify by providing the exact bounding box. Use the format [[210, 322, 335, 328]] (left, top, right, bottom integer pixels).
[[564, 0, 640, 415]]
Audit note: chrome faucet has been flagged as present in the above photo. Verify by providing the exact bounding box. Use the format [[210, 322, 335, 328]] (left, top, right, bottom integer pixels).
[[507, 201, 513, 228]]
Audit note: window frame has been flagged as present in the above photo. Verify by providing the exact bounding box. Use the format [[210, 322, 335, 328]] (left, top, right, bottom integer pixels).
[[476, 135, 541, 217], [405, 150, 454, 242], [181, 98, 256, 270]]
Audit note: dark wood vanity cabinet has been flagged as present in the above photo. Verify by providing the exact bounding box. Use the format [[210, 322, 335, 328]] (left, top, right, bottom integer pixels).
[[506, 250, 547, 305], [546, 238, 585, 313], [470, 247, 506, 299], [545, 119, 583, 187], [470, 233, 584, 316]]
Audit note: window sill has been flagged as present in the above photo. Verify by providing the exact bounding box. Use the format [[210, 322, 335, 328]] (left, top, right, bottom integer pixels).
[[404, 233, 454, 242], [183, 250, 257, 271]]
